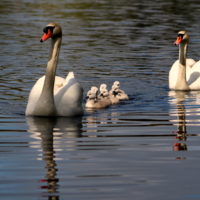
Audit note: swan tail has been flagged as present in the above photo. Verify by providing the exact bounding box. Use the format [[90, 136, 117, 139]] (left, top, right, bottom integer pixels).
[[66, 71, 75, 81]]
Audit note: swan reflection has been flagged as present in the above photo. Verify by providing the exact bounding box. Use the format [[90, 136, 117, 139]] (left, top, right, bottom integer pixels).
[[169, 91, 200, 151], [169, 91, 189, 151], [85, 111, 120, 133], [27, 116, 82, 140], [26, 116, 82, 199]]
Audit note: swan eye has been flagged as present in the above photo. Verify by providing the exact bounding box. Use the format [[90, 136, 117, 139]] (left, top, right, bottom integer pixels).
[[43, 26, 55, 34], [177, 33, 184, 38]]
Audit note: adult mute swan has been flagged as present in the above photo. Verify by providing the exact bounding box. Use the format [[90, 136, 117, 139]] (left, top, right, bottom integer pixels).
[[25, 23, 84, 116], [169, 31, 200, 90]]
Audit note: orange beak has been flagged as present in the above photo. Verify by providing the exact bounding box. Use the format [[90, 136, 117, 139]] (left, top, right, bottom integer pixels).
[[40, 29, 53, 42], [174, 36, 183, 45]]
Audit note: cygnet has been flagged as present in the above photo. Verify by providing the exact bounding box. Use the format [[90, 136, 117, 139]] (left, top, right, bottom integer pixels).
[[111, 81, 129, 100], [99, 83, 107, 91], [109, 85, 120, 104], [85, 89, 110, 109], [99, 88, 112, 106]]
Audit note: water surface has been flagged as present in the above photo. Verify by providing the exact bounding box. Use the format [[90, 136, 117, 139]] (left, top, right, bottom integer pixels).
[[1, 0, 200, 199]]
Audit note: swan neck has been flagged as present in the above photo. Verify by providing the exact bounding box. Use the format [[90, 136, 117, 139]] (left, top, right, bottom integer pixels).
[[179, 42, 187, 66], [175, 42, 189, 90], [45, 37, 61, 91], [34, 37, 62, 116]]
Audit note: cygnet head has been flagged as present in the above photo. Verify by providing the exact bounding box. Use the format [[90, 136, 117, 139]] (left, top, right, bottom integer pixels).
[[111, 85, 120, 95], [100, 84, 107, 92], [113, 81, 120, 88], [100, 88, 109, 97], [87, 90, 97, 100], [91, 86, 98, 92]]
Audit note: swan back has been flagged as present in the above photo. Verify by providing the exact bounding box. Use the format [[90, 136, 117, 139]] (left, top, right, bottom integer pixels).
[[169, 59, 196, 89], [55, 72, 84, 116]]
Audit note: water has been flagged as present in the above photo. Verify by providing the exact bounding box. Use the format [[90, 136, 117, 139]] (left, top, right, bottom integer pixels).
[[1, 0, 200, 199]]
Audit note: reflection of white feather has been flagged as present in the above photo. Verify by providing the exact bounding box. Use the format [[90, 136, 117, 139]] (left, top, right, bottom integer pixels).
[[27, 116, 82, 141], [168, 91, 200, 131]]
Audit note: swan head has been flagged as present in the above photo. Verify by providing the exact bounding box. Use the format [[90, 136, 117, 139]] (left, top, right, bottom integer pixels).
[[174, 31, 189, 45], [40, 22, 62, 42]]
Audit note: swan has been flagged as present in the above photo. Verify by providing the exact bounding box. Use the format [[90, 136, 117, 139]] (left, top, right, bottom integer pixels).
[[110, 81, 129, 100], [85, 88, 110, 109], [169, 31, 200, 90], [25, 23, 84, 116]]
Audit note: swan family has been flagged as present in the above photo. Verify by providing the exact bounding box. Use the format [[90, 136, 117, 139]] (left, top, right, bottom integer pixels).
[[24, 23, 200, 116]]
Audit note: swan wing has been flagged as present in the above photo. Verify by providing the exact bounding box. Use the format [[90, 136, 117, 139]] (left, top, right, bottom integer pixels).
[[54, 72, 84, 116], [26, 71, 83, 116], [25, 76, 45, 115], [169, 58, 196, 89], [25, 75, 66, 115], [187, 61, 200, 89]]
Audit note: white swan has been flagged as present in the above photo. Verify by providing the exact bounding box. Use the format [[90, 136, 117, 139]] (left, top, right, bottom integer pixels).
[[169, 31, 200, 90], [25, 23, 84, 116]]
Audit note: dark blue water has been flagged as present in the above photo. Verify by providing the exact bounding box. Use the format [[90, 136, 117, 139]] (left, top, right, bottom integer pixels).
[[1, 0, 200, 199]]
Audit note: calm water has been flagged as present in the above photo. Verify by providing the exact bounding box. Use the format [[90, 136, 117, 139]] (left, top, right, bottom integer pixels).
[[1, 0, 200, 199]]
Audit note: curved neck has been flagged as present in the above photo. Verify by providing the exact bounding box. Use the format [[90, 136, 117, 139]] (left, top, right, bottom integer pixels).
[[33, 37, 62, 116], [44, 37, 61, 97], [175, 41, 190, 90]]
